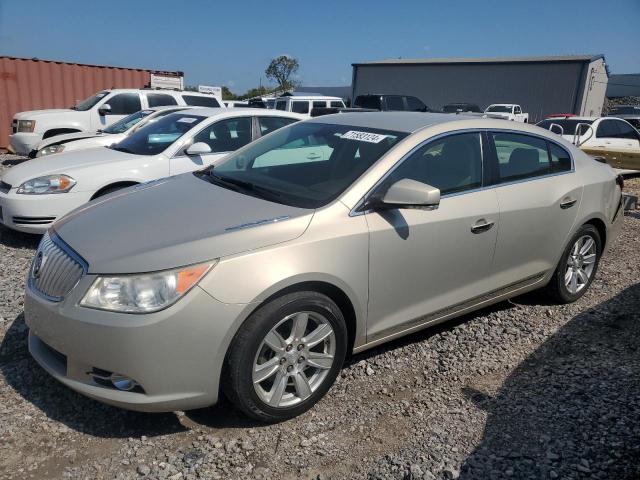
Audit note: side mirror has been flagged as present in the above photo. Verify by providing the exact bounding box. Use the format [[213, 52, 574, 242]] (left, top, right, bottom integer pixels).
[[369, 178, 440, 210], [186, 142, 212, 156], [98, 104, 112, 116]]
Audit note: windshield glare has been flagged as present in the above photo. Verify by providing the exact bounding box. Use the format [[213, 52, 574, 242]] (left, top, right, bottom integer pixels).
[[111, 113, 205, 156], [486, 105, 512, 113], [103, 110, 153, 134], [75, 91, 109, 111], [210, 122, 407, 208]]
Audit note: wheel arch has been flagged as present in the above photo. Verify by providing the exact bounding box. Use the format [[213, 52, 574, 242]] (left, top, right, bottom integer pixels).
[[90, 181, 140, 200], [42, 128, 82, 139], [583, 216, 607, 250]]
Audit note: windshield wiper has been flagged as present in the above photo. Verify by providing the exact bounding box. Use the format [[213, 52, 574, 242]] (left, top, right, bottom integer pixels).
[[109, 145, 134, 154], [207, 171, 281, 200]]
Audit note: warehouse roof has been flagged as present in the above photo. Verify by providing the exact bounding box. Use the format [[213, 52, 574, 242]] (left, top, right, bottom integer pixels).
[[353, 54, 604, 66], [0, 55, 182, 75]]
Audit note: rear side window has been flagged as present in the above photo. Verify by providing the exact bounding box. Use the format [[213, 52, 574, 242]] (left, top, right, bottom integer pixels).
[[492, 132, 550, 182], [406, 96, 427, 112], [107, 93, 141, 115], [386, 132, 482, 195], [330, 101, 344, 108], [258, 116, 299, 136], [614, 120, 639, 140], [312, 101, 327, 108], [275, 100, 287, 111], [596, 120, 618, 138], [182, 95, 221, 107], [385, 96, 405, 111], [147, 93, 178, 107], [291, 101, 310, 114], [549, 143, 572, 173]]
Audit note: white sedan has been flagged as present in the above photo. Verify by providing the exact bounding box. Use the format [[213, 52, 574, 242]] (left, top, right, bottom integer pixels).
[[31, 105, 192, 158], [0, 108, 304, 233]]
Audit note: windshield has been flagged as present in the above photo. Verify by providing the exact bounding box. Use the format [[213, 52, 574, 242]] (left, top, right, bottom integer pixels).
[[537, 119, 594, 136], [207, 122, 407, 208], [102, 110, 153, 134], [110, 112, 205, 156], [609, 106, 640, 115], [74, 91, 109, 111], [485, 105, 512, 113], [354, 96, 381, 110]]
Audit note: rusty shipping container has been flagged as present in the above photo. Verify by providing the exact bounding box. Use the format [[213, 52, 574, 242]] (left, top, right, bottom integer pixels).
[[0, 56, 182, 150]]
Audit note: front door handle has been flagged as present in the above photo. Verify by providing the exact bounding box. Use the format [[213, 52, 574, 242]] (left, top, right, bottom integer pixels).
[[560, 197, 578, 209], [471, 219, 495, 234], [306, 153, 322, 160]]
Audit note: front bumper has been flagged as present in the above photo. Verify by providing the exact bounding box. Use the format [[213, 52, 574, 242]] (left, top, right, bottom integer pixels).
[[25, 275, 247, 412], [0, 189, 92, 234], [9, 132, 43, 156]]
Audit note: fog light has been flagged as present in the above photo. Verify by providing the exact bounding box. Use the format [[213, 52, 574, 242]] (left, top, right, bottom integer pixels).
[[110, 373, 137, 391]]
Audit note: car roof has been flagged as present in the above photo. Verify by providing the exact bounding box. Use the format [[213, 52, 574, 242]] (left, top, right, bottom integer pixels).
[[306, 112, 480, 133], [169, 107, 304, 119], [278, 96, 343, 101]]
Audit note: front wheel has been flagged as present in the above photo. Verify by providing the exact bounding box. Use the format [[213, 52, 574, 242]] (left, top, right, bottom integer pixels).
[[545, 224, 601, 303], [224, 291, 347, 422]]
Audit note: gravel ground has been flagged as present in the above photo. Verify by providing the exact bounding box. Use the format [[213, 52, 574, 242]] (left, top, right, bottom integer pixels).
[[1, 153, 639, 479]]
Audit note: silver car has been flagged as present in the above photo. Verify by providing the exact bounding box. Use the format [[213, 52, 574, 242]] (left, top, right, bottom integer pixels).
[[25, 113, 624, 421]]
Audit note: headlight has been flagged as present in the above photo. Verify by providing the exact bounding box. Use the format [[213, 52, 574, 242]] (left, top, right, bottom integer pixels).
[[37, 144, 65, 157], [17, 120, 36, 133], [17, 175, 76, 194], [80, 261, 217, 313]]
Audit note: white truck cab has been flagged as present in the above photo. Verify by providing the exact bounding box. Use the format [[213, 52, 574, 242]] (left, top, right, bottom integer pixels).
[[484, 104, 529, 123], [273, 96, 346, 116], [10, 88, 223, 155]]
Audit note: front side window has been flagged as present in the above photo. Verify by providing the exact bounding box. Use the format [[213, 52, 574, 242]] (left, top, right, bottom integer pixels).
[[492, 132, 550, 183], [190, 117, 252, 153], [147, 93, 178, 107], [111, 113, 205, 156], [291, 101, 310, 114], [74, 91, 109, 111], [354, 95, 381, 110], [107, 93, 142, 115], [384, 132, 482, 196], [103, 110, 153, 134], [182, 95, 221, 107], [406, 96, 427, 112], [210, 123, 407, 208], [614, 120, 640, 140], [258, 116, 299, 136], [275, 100, 287, 111], [385, 96, 405, 111]]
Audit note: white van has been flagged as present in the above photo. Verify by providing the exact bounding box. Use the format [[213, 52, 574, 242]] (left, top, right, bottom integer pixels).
[[10, 88, 224, 155], [273, 95, 346, 116]]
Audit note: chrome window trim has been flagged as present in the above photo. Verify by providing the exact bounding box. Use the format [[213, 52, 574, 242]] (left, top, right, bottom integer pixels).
[[349, 127, 576, 217]]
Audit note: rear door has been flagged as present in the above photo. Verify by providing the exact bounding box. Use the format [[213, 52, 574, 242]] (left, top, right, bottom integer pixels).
[[488, 131, 581, 288]]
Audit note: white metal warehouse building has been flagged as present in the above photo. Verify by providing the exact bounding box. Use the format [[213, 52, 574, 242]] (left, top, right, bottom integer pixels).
[[351, 55, 608, 122]]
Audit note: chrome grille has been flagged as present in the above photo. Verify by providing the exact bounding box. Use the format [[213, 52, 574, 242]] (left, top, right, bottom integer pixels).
[[29, 232, 86, 301]]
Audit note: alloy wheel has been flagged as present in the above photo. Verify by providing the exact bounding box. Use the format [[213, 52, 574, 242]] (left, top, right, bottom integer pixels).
[[252, 311, 336, 408], [564, 235, 597, 294]]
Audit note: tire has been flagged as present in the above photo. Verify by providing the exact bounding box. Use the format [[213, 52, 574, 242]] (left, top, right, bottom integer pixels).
[[223, 291, 347, 422], [545, 224, 601, 303]]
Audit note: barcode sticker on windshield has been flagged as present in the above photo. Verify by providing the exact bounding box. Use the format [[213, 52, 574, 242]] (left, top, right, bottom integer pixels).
[[177, 117, 197, 124], [341, 131, 387, 143]]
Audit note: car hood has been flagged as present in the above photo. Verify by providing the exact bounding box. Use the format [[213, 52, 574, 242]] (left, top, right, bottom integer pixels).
[[63, 134, 125, 152], [1, 147, 138, 185], [14, 109, 76, 119], [53, 173, 314, 274]]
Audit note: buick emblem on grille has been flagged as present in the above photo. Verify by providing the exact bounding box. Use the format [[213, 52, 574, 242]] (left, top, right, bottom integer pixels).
[[32, 251, 44, 279]]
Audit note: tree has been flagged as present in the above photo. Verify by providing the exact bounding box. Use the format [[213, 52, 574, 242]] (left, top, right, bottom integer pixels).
[[265, 55, 300, 92], [221, 86, 237, 100], [239, 86, 273, 100]]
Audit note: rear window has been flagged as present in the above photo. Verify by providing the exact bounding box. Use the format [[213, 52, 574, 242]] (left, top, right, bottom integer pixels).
[[537, 119, 594, 136], [182, 95, 221, 107], [354, 95, 381, 110], [609, 106, 640, 115]]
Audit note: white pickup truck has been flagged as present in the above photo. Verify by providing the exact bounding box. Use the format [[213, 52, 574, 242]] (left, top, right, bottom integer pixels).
[[483, 104, 529, 123], [9, 88, 223, 155]]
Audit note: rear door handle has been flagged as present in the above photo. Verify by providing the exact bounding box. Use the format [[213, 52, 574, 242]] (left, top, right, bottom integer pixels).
[[560, 197, 578, 209], [471, 219, 495, 234]]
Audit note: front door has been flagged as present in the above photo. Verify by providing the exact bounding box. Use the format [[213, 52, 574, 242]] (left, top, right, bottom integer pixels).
[[170, 116, 253, 175], [366, 132, 499, 342]]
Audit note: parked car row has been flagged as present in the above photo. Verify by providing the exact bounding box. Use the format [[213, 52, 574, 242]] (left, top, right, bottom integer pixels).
[[1, 103, 625, 421]]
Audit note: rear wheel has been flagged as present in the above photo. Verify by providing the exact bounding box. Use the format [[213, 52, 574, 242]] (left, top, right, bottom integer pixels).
[[545, 224, 601, 303], [224, 291, 347, 422]]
